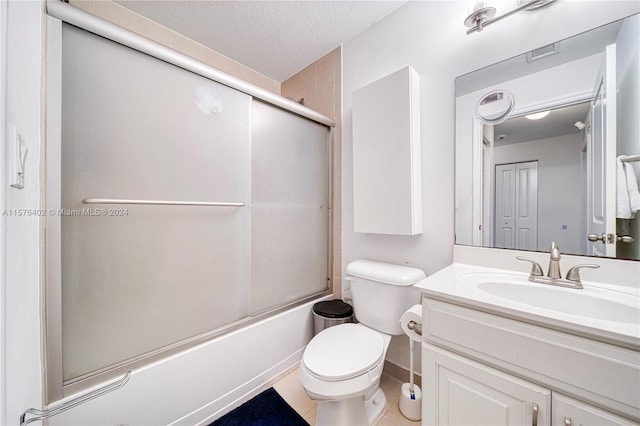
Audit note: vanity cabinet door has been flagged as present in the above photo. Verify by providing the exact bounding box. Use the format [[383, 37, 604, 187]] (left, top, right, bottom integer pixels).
[[552, 393, 639, 426], [423, 343, 551, 426]]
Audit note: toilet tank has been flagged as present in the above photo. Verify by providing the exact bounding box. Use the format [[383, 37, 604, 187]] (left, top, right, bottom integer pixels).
[[346, 260, 426, 335]]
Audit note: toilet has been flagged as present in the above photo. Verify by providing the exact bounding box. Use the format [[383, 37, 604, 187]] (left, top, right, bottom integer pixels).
[[299, 259, 426, 425]]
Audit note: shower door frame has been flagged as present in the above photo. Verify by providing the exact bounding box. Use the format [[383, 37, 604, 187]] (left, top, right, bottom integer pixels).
[[44, 3, 335, 404]]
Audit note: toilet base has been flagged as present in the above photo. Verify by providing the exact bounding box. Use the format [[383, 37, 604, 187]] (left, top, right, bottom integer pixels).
[[317, 397, 368, 426], [315, 387, 386, 426], [364, 387, 387, 424]]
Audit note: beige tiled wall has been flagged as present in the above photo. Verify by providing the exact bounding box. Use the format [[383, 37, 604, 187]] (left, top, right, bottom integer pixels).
[[67, 0, 281, 94], [282, 48, 343, 298]]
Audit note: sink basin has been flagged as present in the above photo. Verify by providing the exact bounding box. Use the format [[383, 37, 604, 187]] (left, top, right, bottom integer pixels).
[[414, 263, 640, 347], [456, 272, 640, 325], [477, 281, 640, 324]]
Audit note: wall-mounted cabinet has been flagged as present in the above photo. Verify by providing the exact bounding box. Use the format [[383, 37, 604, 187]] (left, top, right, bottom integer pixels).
[[352, 66, 422, 235]]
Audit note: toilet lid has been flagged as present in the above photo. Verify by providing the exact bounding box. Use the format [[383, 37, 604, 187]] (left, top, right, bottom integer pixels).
[[303, 323, 385, 381]]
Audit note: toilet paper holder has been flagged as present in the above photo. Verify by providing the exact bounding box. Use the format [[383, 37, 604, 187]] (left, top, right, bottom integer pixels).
[[407, 320, 422, 336]]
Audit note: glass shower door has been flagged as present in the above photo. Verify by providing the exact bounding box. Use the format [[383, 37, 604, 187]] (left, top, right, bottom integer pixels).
[[250, 101, 331, 313], [61, 25, 252, 382], [55, 23, 331, 391]]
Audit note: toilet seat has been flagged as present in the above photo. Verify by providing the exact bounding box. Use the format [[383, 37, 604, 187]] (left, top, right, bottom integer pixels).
[[303, 323, 385, 381]]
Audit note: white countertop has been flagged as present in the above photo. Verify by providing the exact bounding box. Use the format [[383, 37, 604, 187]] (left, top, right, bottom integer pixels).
[[414, 263, 640, 350]]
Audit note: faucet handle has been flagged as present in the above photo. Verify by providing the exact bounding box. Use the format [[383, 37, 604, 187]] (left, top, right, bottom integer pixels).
[[516, 256, 544, 277], [565, 264, 600, 284]]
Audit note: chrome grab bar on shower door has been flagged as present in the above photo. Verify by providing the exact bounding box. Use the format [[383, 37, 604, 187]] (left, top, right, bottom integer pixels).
[[20, 371, 131, 425], [82, 198, 245, 207]]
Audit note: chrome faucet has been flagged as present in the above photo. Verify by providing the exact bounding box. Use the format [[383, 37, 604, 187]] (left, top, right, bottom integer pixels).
[[547, 241, 562, 279], [516, 241, 600, 289]]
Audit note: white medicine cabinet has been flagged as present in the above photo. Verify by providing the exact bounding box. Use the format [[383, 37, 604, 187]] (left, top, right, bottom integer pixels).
[[352, 66, 422, 235]]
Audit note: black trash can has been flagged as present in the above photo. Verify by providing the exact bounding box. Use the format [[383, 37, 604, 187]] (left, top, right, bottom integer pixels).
[[312, 299, 354, 335]]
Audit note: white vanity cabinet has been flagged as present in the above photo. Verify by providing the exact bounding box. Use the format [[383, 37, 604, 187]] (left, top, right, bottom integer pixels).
[[421, 297, 640, 426]]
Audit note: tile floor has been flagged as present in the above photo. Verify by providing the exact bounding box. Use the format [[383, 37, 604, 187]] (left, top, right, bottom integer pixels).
[[273, 367, 421, 426]]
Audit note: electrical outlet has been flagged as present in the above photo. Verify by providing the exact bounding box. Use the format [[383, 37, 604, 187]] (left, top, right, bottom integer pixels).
[[8, 123, 28, 189]]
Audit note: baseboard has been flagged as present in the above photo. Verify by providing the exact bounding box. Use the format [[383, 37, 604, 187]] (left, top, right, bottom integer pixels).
[[384, 360, 422, 389]]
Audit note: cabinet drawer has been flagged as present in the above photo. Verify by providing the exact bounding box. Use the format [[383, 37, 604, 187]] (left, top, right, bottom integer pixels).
[[422, 298, 640, 421], [553, 393, 639, 426]]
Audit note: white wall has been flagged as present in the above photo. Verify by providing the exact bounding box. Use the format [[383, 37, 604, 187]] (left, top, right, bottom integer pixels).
[[2, 1, 45, 425], [0, 0, 6, 422], [342, 1, 640, 373], [494, 133, 583, 254]]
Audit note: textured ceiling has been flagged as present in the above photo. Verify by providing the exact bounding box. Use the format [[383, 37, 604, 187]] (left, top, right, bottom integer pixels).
[[115, 0, 408, 82]]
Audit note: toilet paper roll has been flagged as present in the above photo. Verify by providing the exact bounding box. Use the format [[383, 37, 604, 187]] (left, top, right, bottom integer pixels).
[[400, 304, 423, 342]]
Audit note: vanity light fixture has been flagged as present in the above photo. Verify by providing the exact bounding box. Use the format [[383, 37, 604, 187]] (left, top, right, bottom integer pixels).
[[464, 1, 496, 33], [465, 0, 557, 34], [518, 0, 556, 10], [525, 110, 551, 120]]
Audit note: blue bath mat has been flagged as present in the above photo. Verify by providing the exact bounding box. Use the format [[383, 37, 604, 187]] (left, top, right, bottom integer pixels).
[[210, 387, 309, 426]]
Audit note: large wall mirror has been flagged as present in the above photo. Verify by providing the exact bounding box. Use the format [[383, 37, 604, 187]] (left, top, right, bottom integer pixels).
[[455, 13, 639, 260]]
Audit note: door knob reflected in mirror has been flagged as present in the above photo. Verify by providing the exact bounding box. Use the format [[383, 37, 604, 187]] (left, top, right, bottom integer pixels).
[[587, 233, 634, 244]]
